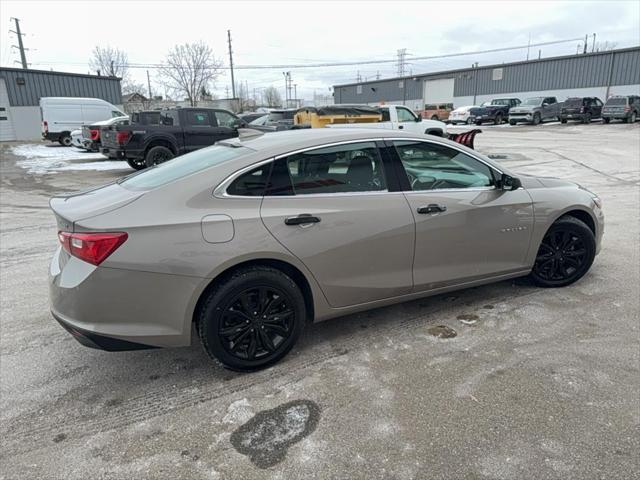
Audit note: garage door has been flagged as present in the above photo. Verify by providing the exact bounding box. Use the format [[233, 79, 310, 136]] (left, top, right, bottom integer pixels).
[[423, 78, 455, 105], [0, 78, 17, 141]]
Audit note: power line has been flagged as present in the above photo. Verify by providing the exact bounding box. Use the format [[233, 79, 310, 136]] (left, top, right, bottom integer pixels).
[[29, 36, 587, 72]]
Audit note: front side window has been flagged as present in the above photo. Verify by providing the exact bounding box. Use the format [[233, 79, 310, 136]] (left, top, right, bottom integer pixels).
[[274, 142, 387, 195], [215, 110, 237, 128], [186, 111, 212, 127], [394, 141, 495, 191], [397, 107, 416, 123]]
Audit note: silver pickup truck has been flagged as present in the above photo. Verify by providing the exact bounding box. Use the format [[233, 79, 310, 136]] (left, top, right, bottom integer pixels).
[[508, 96, 561, 125]]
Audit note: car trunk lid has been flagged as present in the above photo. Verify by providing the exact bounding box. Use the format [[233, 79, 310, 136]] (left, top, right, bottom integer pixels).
[[50, 182, 144, 231]]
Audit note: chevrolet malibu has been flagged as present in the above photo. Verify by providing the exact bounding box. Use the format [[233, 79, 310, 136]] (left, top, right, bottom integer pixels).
[[49, 129, 604, 370]]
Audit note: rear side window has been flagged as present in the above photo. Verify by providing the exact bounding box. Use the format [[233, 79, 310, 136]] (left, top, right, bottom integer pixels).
[[120, 145, 251, 190], [185, 111, 213, 127], [227, 164, 272, 196], [273, 142, 387, 195]]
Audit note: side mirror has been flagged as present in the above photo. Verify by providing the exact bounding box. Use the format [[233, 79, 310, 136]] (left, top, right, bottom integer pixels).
[[500, 174, 522, 191]]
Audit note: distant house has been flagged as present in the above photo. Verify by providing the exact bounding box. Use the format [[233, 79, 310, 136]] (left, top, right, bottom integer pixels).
[[122, 92, 149, 113]]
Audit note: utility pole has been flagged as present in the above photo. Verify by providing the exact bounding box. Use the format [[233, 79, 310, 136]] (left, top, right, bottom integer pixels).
[[10, 18, 28, 69], [146, 70, 153, 99], [227, 30, 236, 100]]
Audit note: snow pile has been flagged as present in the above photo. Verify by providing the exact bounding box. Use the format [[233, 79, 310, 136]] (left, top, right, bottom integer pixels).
[[11, 144, 130, 174]]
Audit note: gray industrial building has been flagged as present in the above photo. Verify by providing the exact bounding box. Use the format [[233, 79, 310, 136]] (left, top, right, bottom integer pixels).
[[0, 67, 122, 141], [333, 46, 640, 112]]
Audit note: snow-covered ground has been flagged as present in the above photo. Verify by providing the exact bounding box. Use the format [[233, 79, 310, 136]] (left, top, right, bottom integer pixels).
[[11, 144, 131, 174]]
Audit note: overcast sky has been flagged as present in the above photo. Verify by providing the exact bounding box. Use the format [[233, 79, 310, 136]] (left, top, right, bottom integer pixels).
[[1, 0, 638, 102]]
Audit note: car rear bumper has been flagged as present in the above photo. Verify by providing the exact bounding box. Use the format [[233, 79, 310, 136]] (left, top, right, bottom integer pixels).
[[49, 247, 203, 350]]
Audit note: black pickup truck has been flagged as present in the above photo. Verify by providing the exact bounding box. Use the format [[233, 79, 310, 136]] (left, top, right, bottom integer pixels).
[[471, 98, 521, 125], [101, 107, 245, 169]]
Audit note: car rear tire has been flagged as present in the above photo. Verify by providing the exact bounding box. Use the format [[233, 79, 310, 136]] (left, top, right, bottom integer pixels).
[[58, 133, 72, 146], [198, 266, 306, 371], [530, 216, 596, 288], [145, 146, 174, 168], [126, 157, 147, 170], [533, 112, 541, 125]]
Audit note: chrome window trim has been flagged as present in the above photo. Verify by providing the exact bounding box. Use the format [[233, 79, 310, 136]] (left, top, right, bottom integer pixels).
[[214, 138, 388, 199]]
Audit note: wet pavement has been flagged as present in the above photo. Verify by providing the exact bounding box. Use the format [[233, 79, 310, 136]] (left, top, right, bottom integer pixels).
[[1, 123, 639, 479]]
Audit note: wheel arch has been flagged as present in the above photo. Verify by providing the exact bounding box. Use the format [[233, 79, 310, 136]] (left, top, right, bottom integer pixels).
[[191, 258, 316, 329], [144, 136, 179, 155]]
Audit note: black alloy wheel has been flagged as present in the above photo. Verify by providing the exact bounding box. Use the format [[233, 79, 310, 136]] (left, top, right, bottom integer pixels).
[[531, 216, 596, 287], [219, 286, 294, 362], [145, 145, 174, 168], [198, 266, 306, 371]]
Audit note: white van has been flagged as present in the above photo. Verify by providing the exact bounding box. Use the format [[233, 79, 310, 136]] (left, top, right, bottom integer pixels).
[[40, 97, 126, 146]]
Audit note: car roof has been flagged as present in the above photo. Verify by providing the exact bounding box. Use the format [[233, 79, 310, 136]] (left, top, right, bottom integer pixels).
[[219, 128, 484, 163]]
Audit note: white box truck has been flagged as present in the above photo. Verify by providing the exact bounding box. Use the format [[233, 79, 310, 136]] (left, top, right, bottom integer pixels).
[[40, 97, 126, 146]]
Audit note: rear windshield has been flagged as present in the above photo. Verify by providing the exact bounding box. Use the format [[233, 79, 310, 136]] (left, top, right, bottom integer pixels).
[[564, 98, 584, 106], [605, 97, 627, 106], [119, 145, 252, 190]]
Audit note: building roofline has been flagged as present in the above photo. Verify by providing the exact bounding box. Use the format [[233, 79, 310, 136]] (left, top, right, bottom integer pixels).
[[0, 66, 121, 81], [333, 45, 640, 88]]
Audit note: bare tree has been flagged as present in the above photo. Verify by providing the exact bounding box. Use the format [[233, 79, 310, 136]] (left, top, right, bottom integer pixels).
[[89, 45, 128, 77], [158, 42, 222, 107], [263, 86, 282, 107], [89, 46, 144, 94]]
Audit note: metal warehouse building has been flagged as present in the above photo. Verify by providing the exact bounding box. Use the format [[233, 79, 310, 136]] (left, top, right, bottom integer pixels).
[[0, 67, 122, 141], [333, 46, 640, 112]]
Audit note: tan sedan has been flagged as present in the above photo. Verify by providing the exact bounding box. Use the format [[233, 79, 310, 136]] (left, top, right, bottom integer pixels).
[[49, 129, 604, 370]]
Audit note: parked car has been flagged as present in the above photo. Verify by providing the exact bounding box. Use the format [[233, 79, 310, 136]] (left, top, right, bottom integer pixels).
[[326, 104, 447, 137], [471, 98, 521, 125], [421, 103, 453, 121], [449, 106, 478, 125], [602, 95, 639, 124], [100, 107, 245, 169], [239, 112, 268, 123], [508, 97, 561, 125], [49, 128, 603, 370], [72, 116, 130, 152], [560, 97, 603, 124], [40, 97, 126, 146]]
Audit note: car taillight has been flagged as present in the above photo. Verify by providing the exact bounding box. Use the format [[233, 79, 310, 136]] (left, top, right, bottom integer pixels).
[[90, 129, 100, 141], [116, 131, 131, 145], [58, 231, 128, 266]]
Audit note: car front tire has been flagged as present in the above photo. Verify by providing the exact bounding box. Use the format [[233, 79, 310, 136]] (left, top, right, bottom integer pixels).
[[530, 216, 596, 288], [198, 266, 306, 371]]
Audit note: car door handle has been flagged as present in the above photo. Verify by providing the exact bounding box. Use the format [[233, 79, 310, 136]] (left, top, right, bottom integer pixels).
[[284, 214, 321, 226], [417, 204, 447, 214]]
